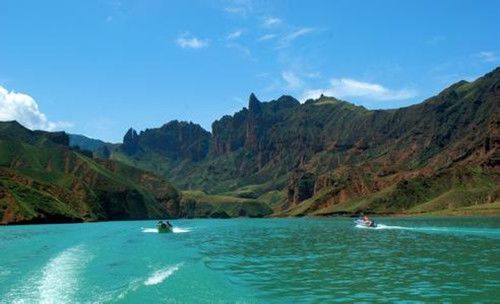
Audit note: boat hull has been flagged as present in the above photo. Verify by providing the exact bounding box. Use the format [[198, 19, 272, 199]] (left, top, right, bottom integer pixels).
[[354, 219, 377, 228], [157, 223, 173, 233], [158, 228, 172, 233]]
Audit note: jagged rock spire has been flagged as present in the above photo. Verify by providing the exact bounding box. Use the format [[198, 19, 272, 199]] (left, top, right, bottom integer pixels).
[[248, 93, 262, 114], [122, 128, 139, 154]]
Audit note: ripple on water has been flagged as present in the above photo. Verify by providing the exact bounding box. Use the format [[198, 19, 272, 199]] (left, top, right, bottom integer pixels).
[[1, 218, 499, 303], [197, 218, 500, 302]]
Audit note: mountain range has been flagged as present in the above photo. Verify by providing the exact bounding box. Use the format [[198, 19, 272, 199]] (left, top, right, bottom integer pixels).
[[2, 67, 499, 224]]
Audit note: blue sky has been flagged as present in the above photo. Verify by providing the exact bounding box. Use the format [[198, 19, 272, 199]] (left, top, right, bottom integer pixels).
[[0, 0, 499, 142]]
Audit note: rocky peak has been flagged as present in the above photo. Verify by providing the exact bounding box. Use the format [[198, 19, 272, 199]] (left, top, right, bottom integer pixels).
[[122, 128, 139, 154], [272, 95, 301, 112], [276, 95, 300, 105], [248, 93, 262, 114], [246, 94, 263, 149], [129, 121, 210, 161]]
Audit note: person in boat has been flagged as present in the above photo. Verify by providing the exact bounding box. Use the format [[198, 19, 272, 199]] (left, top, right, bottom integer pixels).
[[158, 221, 168, 229], [363, 216, 373, 226]]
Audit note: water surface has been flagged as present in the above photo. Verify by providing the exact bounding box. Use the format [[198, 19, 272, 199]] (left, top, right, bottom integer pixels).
[[1, 217, 499, 303]]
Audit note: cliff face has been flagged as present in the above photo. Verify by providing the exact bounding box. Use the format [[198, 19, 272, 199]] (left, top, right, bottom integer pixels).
[[122, 121, 210, 162], [110, 67, 499, 216], [245, 93, 263, 149], [122, 128, 140, 154], [211, 94, 301, 155]]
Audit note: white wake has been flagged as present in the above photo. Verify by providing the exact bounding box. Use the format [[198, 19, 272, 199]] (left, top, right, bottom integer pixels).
[[355, 223, 500, 236], [141, 227, 191, 234], [8, 245, 91, 304], [144, 263, 183, 286], [355, 223, 406, 230], [172, 227, 190, 233], [38, 245, 89, 303]]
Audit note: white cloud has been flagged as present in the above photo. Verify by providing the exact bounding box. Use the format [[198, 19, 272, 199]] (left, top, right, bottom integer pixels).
[[478, 51, 498, 62], [263, 17, 282, 27], [0, 85, 72, 131], [227, 30, 243, 40], [257, 34, 276, 42], [282, 71, 303, 90], [302, 78, 417, 101], [279, 27, 314, 47], [223, 0, 253, 15], [176, 33, 209, 49]]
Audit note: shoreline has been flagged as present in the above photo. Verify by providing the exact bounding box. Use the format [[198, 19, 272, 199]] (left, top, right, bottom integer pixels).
[[2, 208, 499, 226]]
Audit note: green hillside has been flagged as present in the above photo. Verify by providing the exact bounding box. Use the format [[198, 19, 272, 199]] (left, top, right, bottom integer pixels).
[[1, 68, 498, 223], [108, 67, 500, 216], [0, 121, 180, 224], [0, 121, 273, 224], [179, 190, 272, 218], [69, 133, 111, 151]]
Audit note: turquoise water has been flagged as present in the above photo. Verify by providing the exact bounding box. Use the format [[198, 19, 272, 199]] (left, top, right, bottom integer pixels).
[[1, 217, 499, 303]]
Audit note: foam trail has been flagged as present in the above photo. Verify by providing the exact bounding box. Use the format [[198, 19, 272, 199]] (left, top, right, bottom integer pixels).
[[0, 269, 11, 278], [8, 245, 90, 304], [117, 278, 142, 300], [5, 245, 90, 303], [141, 227, 191, 234], [144, 263, 183, 286], [404, 226, 500, 235], [356, 223, 500, 236], [172, 227, 191, 233], [38, 245, 89, 303], [355, 224, 407, 230]]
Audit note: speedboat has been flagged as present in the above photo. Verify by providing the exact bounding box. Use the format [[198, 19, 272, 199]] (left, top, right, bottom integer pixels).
[[354, 218, 377, 228], [157, 221, 173, 233]]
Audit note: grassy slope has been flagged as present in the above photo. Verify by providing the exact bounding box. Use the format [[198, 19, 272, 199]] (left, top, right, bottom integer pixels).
[[301, 166, 499, 216], [0, 123, 180, 224], [179, 190, 272, 218], [276, 70, 499, 216]]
